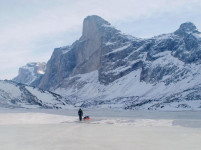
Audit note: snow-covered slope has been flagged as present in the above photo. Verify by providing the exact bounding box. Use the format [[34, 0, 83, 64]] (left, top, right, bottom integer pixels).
[[54, 69, 201, 110], [0, 80, 72, 109]]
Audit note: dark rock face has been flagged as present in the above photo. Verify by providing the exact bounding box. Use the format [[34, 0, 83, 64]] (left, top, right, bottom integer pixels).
[[38, 46, 76, 90], [175, 22, 199, 36], [13, 62, 46, 85], [16, 15, 201, 110], [38, 15, 121, 90]]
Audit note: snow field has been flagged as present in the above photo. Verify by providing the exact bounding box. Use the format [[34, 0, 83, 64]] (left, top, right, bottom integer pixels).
[[0, 122, 201, 150], [0, 111, 201, 150]]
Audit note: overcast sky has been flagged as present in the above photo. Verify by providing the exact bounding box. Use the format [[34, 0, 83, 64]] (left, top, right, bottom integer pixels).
[[1, 0, 201, 79]]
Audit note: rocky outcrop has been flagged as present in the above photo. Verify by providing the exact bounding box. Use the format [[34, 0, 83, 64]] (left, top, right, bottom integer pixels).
[[13, 62, 46, 86]]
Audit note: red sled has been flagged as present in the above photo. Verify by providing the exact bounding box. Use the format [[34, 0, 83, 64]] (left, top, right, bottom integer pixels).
[[83, 116, 90, 120]]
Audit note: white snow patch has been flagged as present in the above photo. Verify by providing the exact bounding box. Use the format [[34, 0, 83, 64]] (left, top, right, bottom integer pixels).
[[105, 41, 115, 46], [193, 33, 201, 38], [106, 66, 130, 75], [152, 51, 184, 68], [62, 49, 71, 54], [106, 44, 130, 55], [37, 70, 45, 74], [152, 33, 172, 41], [102, 24, 115, 28]]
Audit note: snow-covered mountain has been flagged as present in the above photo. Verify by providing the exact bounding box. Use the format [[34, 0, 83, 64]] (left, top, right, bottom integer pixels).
[[0, 80, 72, 109], [13, 15, 201, 110], [13, 62, 46, 86]]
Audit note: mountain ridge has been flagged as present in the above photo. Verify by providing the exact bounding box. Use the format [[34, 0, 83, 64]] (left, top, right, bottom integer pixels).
[[13, 15, 201, 110], [0, 80, 72, 109]]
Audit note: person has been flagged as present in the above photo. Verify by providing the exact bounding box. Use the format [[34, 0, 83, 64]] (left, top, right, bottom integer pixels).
[[78, 108, 83, 121]]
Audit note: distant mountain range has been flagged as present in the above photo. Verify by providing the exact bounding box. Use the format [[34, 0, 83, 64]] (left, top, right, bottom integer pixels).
[[12, 15, 201, 110]]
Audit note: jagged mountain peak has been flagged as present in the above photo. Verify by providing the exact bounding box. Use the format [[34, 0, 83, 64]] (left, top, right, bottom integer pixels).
[[82, 15, 113, 39], [83, 15, 110, 27], [179, 22, 197, 31], [175, 22, 199, 35]]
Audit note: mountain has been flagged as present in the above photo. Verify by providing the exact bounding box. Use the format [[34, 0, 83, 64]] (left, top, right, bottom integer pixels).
[[0, 80, 72, 109], [15, 15, 201, 110], [13, 62, 46, 86]]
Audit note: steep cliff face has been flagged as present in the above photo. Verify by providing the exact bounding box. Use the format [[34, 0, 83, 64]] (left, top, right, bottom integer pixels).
[[35, 16, 201, 110], [13, 62, 46, 85], [38, 15, 121, 89]]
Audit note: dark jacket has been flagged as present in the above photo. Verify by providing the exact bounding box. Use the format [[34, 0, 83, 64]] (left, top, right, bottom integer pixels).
[[78, 109, 83, 116]]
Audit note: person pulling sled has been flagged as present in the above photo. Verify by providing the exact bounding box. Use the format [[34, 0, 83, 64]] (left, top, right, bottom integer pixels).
[[78, 108, 83, 121]]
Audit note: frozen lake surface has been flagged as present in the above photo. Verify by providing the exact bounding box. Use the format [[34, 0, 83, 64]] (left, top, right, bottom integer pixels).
[[0, 109, 201, 150]]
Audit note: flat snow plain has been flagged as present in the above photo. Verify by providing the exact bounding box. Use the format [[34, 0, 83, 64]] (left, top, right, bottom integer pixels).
[[0, 109, 201, 150]]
